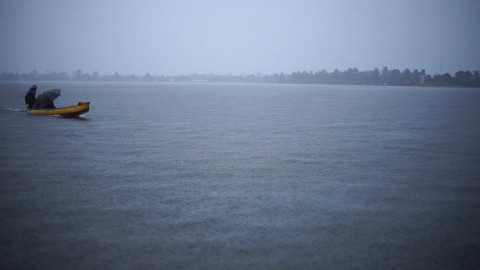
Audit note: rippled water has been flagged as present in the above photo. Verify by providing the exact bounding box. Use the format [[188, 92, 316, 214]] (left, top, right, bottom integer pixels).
[[1, 81, 479, 269]]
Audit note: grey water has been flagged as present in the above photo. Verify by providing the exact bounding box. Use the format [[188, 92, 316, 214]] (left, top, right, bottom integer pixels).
[[1, 81, 479, 269]]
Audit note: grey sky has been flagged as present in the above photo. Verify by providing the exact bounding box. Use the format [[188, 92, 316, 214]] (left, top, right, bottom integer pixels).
[[1, 0, 479, 75]]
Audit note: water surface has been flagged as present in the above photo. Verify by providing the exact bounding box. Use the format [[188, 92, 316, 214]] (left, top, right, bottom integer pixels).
[[1, 82, 479, 269]]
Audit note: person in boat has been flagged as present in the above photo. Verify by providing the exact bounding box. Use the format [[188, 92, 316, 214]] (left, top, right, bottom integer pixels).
[[24, 85, 37, 109], [41, 100, 56, 109]]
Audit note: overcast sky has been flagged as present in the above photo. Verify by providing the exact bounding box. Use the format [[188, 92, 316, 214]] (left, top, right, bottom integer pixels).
[[1, 0, 479, 76]]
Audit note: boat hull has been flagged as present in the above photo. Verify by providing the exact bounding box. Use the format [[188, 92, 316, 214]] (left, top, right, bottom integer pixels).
[[27, 102, 90, 117]]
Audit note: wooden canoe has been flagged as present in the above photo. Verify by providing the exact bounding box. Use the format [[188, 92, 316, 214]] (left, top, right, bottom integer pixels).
[[27, 102, 90, 117]]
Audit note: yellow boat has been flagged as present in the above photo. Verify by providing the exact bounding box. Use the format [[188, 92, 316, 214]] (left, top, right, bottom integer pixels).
[[27, 102, 90, 117]]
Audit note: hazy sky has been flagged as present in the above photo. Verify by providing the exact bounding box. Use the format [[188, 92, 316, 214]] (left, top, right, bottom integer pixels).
[[1, 0, 479, 75]]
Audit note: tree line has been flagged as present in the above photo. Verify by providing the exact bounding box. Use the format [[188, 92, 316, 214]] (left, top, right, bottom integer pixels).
[[1, 67, 479, 87]]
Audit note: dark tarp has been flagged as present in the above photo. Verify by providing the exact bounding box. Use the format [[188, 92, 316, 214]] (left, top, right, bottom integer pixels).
[[34, 89, 61, 109]]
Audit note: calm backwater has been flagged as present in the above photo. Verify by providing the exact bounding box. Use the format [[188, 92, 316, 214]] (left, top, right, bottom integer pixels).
[[1, 82, 479, 269]]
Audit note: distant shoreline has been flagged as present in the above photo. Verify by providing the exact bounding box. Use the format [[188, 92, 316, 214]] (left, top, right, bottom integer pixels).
[[2, 68, 479, 87]]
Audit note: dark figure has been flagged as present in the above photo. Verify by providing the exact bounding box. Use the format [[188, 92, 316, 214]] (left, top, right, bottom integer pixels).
[[33, 89, 60, 109], [43, 101, 56, 108], [24, 85, 37, 109]]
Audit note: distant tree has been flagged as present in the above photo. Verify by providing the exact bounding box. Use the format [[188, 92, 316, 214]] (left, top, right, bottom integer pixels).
[[414, 69, 426, 85], [454, 71, 473, 86], [473, 71, 480, 87], [389, 69, 402, 85], [143, 72, 153, 82], [278, 72, 287, 84], [114, 72, 121, 81], [0, 72, 18, 80], [424, 74, 433, 85], [73, 70, 82, 80], [367, 68, 380, 85], [345, 67, 360, 84], [3, 67, 480, 86], [381, 67, 389, 85], [331, 69, 340, 84], [433, 73, 453, 86], [92, 71, 101, 81], [402, 68, 412, 85], [80, 72, 91, 81], [60, 71, 70, 80]]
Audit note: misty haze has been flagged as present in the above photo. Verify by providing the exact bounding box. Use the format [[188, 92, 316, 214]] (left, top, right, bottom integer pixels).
[[1, 0, 480, 269]]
